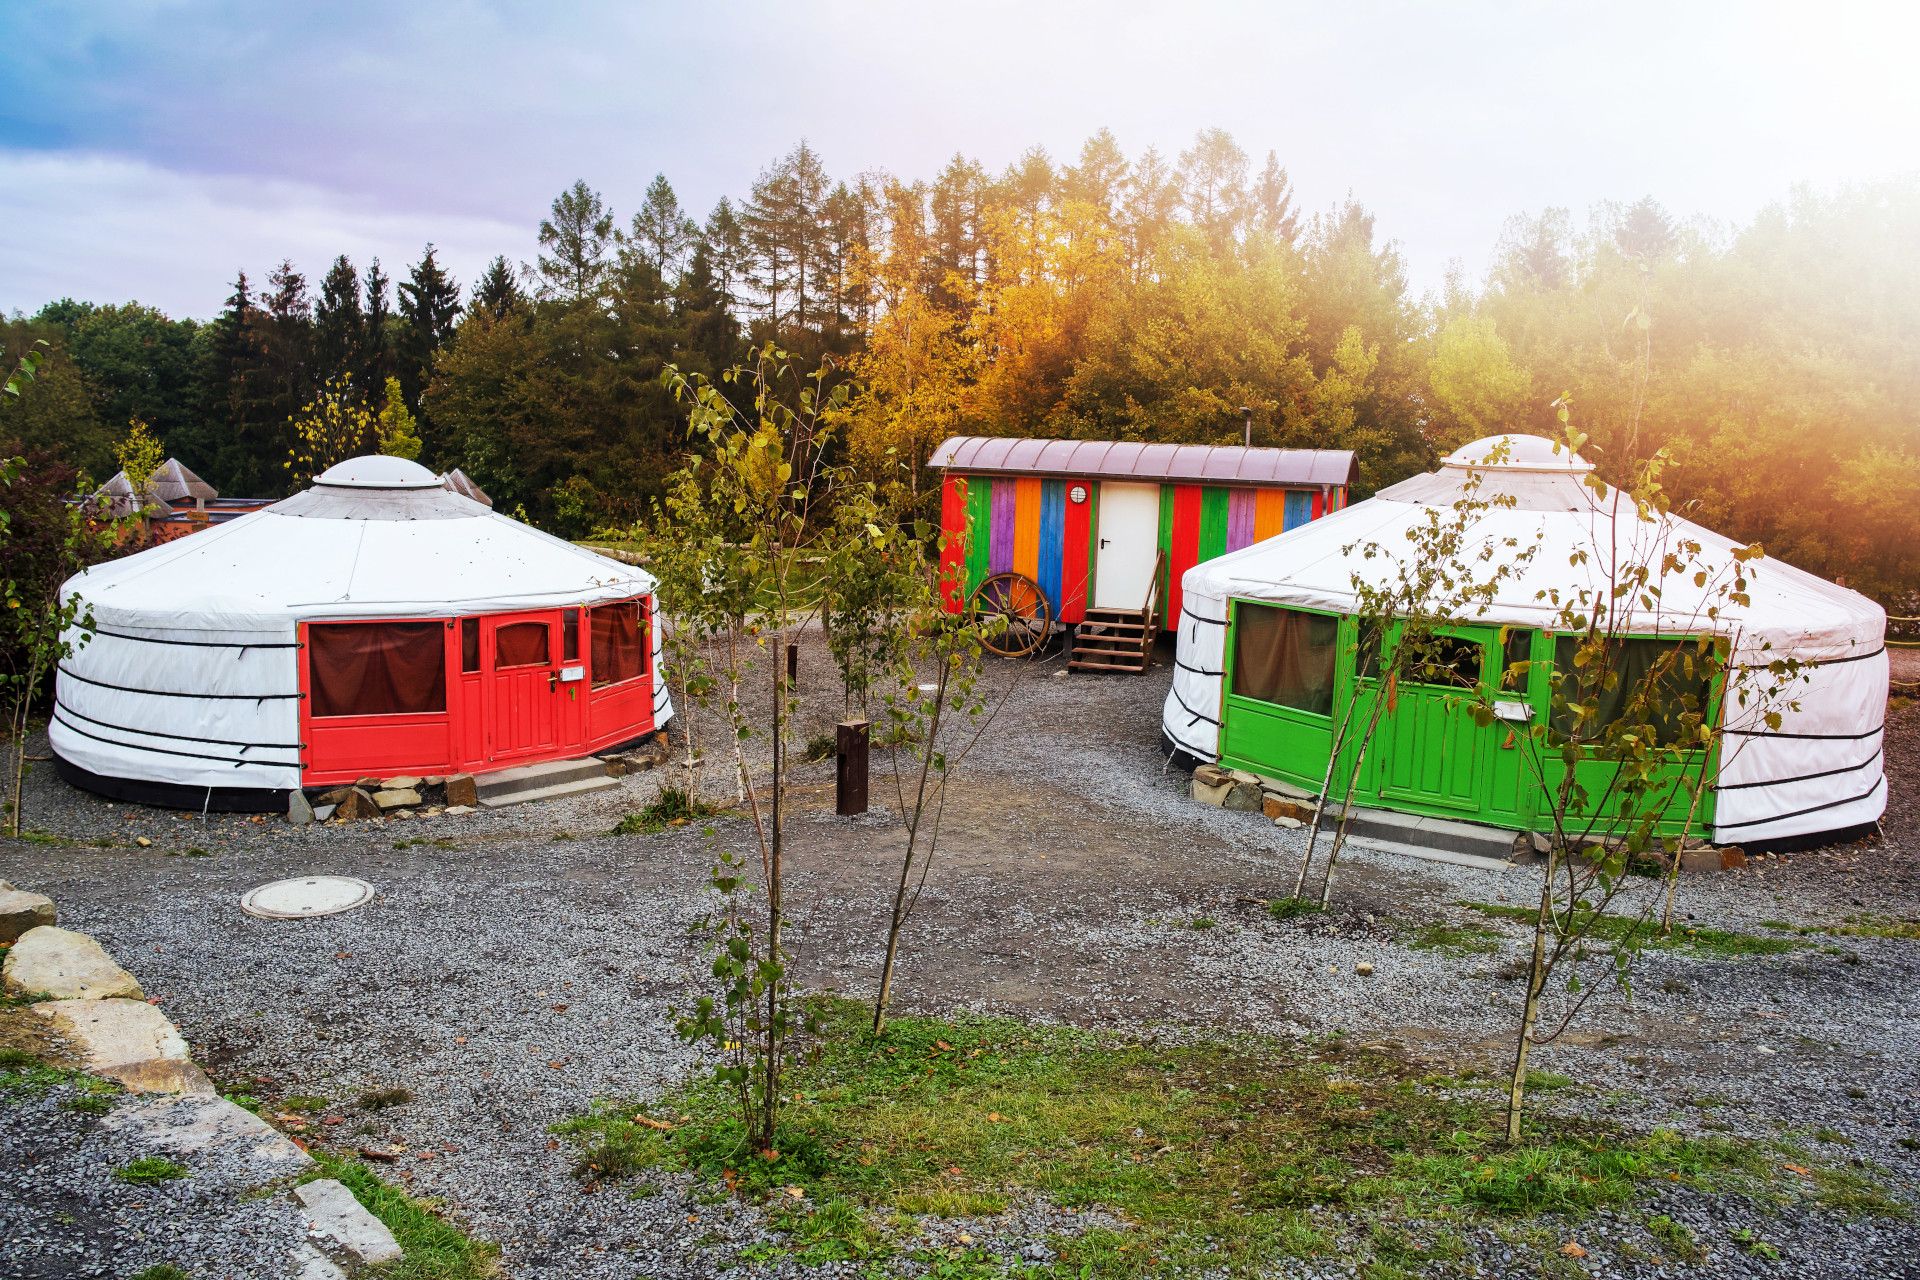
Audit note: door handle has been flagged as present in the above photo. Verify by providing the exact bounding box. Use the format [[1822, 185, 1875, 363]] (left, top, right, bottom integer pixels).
[[548, 672, 559, 690], [1100, 538, 1111, 548]]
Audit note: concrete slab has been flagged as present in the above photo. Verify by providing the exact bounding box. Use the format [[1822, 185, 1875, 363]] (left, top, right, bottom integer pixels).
[[3, 926, 143, 999], [32, 997, 188, 1070], [101, 1093, 313, 1186], [295, 1178, 403, 1271]]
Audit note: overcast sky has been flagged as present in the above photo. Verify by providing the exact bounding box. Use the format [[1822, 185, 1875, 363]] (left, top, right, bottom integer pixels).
[[3, 0, 1916, 319]]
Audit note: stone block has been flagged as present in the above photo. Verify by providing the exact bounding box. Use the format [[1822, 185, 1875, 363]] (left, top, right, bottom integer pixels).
[[1719, 846, 1748, 871], [288, 789, 315, 827], [313, 805, 338, 823], [32, 997, 186, 1069], [443, 774, 478, 808], [1223, 781, 1265, 812], [372, 788, 421, 811], [1192, 763, 1231, 788], [603, 758, 630, 778], [101, 1093, 312, 1188], [334, 789, 380, 821], [382, 775, 422, 792], [443, 805, 475, 817], [101, 1057, 216, 1095], [314, 787, 355, 807], [295, 1178, 404, 1271], [1261, 793, 1315, 824], [0, 888, 56, 943], [4, 926, 143, 1000], [1227, 769, 1263, 788], [1678, 846, 1722, 874], [1191, 776, 1233, 807]]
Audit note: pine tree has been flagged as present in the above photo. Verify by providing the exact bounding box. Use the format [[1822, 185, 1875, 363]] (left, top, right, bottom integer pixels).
[[1614, 196, 1678, 264], [702, 198, 749, 312], [744, 141, 830, 334], [397, 245, 462, 412], [362, 258, 393, 391], [1061, 128, 1130, 224], [1121, 147, 1179, 279], [471, 256, 524, 319], [255, 260, 316, 495], [927, 153, 987, 308], [628, 174, 698, 279], [1178, 128, 1250, 246], [313, 254, 363, 381], [1251, 152, 1300, 248], [537, 180, 614, 303]]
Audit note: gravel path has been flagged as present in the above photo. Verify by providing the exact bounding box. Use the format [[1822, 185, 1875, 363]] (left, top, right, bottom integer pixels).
[[2, 629, 1916, 1277]]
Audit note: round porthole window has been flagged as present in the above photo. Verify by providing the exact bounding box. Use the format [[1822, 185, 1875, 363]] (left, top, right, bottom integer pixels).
[[1068, 484, 1088, 505]]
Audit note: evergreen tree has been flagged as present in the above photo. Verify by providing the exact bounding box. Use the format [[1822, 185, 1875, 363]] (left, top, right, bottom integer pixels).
[[362, 258, 393, 391], [1061, 128, 1129, 223], [1251, 152, 1300, 247], [628, 174, 698, 278], [744, 141, 830, 334], [313, 254, 363, 381], [702, 197, 749, 312], [537, 180, 614, 303], [471, 255, 524, 319], [1178, 127, 1251, 246], [1614, 196, 1678, 264], [397, 244, 462, 414], [1121, 146, 1179, 279], [926, 153, 987, 308], [253, 260, 315, 495]]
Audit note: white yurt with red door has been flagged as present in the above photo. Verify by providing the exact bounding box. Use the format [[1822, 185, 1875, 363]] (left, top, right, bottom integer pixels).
[[51, 456, 671, 810]]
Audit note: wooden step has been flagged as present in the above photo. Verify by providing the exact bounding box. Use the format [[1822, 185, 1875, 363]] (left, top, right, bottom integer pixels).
[[1075, 637, 1144, 656], [1068, 657, 1151, 673], [1074, 641, 1148, 658], [1079, 619, 1148, 634], [1082, 608, 1150, 623]]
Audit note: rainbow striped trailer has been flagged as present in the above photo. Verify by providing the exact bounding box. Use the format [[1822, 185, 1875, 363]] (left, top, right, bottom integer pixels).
[[929, 436, 1356, 669]]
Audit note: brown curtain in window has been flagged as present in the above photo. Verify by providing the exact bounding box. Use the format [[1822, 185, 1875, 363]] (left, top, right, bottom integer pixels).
[[309, 622, 447, 717], [1232, 605, 1337, 716], [591, 602, 644, 688], [495, 622, 550, 668], [1552, 636, 1714, 745]]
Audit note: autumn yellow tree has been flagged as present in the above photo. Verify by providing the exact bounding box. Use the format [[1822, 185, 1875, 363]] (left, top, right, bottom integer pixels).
[[285, 373, 376, 482], [374, 375, 424, 460]]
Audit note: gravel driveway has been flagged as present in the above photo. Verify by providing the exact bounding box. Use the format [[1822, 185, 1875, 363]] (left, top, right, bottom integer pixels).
[[4, 629, 1916, 1278]]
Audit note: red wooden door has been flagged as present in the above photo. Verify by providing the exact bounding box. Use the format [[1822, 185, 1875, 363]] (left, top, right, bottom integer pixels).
[[481, 611, 563, 764]]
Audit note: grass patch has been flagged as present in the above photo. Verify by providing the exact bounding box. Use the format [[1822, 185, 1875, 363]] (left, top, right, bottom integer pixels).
[[129, 1268, 192, 1280], [1399, 921, 1504, 956], [1265, 896, 1321, 921], [115, 1156, 188, 1185], [802, 734, 837, 763], [303, 1149, 498, 1279], [394, 836, 458, 850], [557, 997, 1846, 1277], [284, 1094, 330, 1114], [1463, 902, 1803, 958], [609, 785, 725, 836], [359, 1085, 414, 1110], [1645, 1212, 1703, 1262], [1762, 915, 1920, 942]]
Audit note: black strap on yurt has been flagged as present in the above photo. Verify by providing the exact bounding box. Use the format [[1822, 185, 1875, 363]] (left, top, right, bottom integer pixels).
[[1712, 774, 1885, 833], [1169, 684, 1220, 728], [57, 665, 302, 701], [1173, 655, 1222, 677], [90, 628, 301, 651], [51, 710, 296, 770], [54, 699, 304, 752], [1711, 747, 1882, 792], [1730, 645, 1885, 673], [1723, 722, 1883, 742]]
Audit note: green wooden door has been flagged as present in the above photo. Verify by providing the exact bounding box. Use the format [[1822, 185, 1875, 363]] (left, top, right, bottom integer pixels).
[[1371, 625, 1499, 814]]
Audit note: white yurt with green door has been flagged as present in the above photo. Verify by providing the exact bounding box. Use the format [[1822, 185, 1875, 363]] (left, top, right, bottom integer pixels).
[[1163, 436, 1887, 847]]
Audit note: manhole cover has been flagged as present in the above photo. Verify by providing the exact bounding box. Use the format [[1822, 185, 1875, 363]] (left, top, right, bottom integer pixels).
[[240, 876, 374, 920]]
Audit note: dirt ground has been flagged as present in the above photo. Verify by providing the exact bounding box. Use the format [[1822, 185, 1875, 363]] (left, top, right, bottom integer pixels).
[[3, 628, 1916, 1277]]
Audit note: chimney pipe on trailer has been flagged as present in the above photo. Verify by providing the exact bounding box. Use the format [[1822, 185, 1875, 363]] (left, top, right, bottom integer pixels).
[[1240, 406, 1252, 447]]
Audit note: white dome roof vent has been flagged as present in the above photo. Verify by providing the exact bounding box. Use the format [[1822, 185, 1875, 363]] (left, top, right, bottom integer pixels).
[[315, 455, 442, 490], [1442, 434, 1593, 475]]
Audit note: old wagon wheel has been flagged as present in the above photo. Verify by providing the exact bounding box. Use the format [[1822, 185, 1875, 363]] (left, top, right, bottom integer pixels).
[[972, 571, 1053, 658]]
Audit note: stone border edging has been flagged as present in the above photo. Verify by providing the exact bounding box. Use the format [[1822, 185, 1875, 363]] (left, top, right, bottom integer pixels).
[[0, 881, 403, 1276]]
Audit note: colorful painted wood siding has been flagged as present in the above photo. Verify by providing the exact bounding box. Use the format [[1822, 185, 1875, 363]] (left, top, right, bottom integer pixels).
[[944, 475, 1343, 627]]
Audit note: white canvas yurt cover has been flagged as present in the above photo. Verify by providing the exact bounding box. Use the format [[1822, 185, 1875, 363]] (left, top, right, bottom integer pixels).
[[1164, 436, 1887, 845], [53, 456, 672, 807]]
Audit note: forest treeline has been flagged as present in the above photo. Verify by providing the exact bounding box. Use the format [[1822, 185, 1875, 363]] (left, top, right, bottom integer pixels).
[[2, 128, 1916, 598]]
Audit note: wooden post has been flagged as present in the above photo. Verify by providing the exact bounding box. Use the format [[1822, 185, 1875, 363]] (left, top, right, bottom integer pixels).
[[836, 719, 870, 816]]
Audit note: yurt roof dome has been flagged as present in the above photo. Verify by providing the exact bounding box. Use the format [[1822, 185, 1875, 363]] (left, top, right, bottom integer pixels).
[[316, 455, 442, 490], [1442, 434, 1593, 475], [64, 455, 654, 636]]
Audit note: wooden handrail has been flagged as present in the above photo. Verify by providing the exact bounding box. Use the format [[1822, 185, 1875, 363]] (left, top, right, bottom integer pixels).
[[1142, 546, 1168, 641]]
